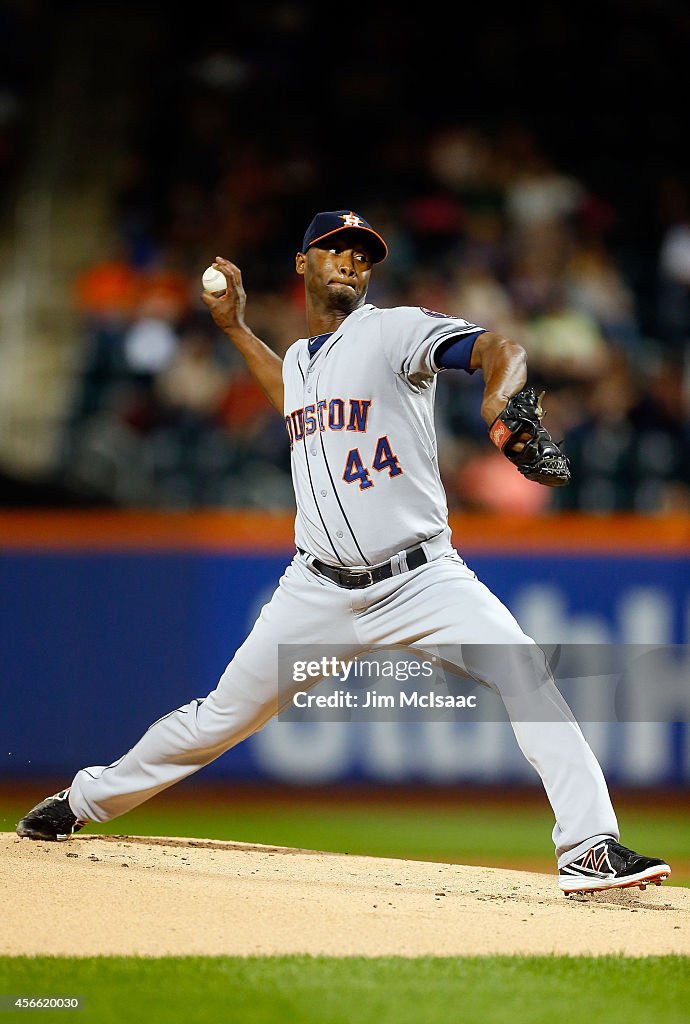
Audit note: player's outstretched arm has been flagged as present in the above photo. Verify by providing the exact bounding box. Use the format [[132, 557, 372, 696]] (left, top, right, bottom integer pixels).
[[202, 256, 284, 412], [469, 331, 528, 427]]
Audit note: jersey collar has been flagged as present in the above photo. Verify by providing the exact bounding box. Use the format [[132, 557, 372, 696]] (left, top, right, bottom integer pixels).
[[307, 332, 334, 358], [305, 305, 376, 358]]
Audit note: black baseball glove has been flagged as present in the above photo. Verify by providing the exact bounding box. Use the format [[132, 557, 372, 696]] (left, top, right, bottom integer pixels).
[[488, 386, 571, 487]]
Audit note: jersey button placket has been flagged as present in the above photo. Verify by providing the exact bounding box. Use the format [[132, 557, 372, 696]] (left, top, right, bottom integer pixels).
[[311, 361, 355, 562]]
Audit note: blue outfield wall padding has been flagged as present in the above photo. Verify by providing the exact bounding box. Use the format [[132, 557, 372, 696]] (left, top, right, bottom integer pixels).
[[0, 549, 688, 784]]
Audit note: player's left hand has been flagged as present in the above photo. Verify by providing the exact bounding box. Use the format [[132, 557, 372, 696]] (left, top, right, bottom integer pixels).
[[488, 386, 571, 487]]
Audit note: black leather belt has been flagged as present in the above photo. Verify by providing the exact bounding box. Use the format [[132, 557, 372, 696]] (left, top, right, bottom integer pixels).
[[302, 545, 428, 589]]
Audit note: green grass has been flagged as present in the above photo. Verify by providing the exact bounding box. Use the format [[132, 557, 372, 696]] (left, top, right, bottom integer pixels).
[[2, 794, 688, 882], [0, 955, 687, 1024]]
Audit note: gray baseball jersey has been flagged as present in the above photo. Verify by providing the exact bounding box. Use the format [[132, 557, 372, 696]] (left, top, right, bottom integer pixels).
[[283, 303, 481, 566]]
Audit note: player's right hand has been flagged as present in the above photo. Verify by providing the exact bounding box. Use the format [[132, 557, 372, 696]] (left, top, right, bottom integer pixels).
[[201, 256, 248, 335]]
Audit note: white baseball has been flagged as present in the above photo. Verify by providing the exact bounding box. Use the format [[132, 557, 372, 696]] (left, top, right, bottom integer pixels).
[[202, 264, 227, 296]]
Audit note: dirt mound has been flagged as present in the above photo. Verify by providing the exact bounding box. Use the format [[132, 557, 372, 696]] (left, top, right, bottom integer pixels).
[[1, 832, 687, 957]]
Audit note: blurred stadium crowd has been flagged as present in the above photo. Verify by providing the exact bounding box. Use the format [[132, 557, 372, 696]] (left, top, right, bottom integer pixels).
[[2, 2, 690, 514]]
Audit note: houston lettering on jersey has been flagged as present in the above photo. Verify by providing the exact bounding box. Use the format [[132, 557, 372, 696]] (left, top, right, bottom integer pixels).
[[286, 397, 404, 491], [285, 398, 371, 448]]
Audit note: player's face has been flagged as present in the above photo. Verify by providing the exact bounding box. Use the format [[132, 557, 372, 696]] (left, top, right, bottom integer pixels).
[[296, 232, 373, 311]]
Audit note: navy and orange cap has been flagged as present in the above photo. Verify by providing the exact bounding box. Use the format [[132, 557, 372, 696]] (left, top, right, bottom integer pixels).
[[301, 210, 388, 264]]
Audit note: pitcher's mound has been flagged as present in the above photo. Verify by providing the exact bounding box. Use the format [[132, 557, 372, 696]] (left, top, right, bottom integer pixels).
[[2, 832, 688, 957]]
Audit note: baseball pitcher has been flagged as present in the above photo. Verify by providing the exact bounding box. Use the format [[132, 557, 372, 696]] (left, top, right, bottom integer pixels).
[[17, 210, 670, 895]]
